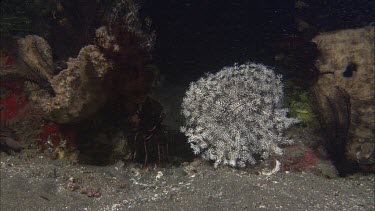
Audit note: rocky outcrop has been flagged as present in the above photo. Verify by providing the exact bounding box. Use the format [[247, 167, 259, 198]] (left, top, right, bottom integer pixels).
[[312, 27, 375, 170]]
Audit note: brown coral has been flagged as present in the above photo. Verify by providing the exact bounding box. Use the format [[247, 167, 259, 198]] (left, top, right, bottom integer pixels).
[[21, 38, 112, 123], [1, 0, 156, 127], [0, 35, 113, 124]]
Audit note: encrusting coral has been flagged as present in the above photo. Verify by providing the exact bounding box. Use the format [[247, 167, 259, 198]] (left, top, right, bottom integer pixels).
[[180, 63, 299, 168]]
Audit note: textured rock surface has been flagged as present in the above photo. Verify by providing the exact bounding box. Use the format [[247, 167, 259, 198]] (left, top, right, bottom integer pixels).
[[312, 27, 375, 166]]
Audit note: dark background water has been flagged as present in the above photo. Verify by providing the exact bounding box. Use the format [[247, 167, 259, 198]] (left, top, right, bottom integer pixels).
[[141, 0, 375, 81], [1, 0, 374, 81]]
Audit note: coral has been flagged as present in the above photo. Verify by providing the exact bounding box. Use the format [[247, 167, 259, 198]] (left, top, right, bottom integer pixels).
[[0, 80, 44, 152], [17, 35, 54, 82], [312, 26, 375, 174], [106, 0, 155, 52], [285, 89, 318, 127], [0, 1, 156, 164], [313, 87, 353, 176], [1, 0, 156, 124], [180, 63, 299, 168], [37, 123, 76, 150], [98, 0, 156, 109], [16, 35, 113, 123], [282, 148, 318, 172], [1, 35, 112, 124], [1, 36, 53, 90], [127, 96, 167, 166], [0, 83, 31, 122]]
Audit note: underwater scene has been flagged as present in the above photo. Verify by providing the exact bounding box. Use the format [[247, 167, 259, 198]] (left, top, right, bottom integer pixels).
[[0, 0, 374, 210]]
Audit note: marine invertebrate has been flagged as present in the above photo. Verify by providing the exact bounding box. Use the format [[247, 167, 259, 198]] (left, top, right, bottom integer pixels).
[[0, 1, 158, 165], [180, 63, 299, 168], [99, 0, 156, 106], [128, 96, 168, 166], [312, 87, 353, 176], [21, 37, 112, 124], [285, 89, 318, 127], [281, 147, 319, 172], [0, 0, 156, 125], [0, 80, 44, 152], [312, 27, 375, 173]]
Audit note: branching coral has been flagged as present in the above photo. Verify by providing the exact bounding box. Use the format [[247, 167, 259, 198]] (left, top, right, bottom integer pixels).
[[181, 63, 299, 168]]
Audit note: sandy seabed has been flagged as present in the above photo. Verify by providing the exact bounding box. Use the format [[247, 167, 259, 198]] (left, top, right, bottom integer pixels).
[[0, 149, 374, 211]]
